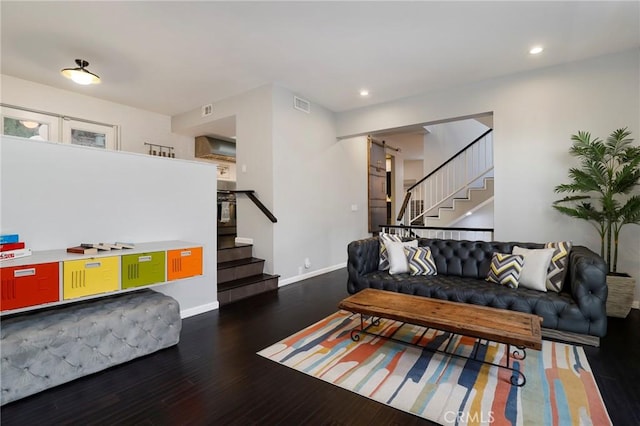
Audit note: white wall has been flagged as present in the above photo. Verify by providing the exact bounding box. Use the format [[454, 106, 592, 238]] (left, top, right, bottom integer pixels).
[[336, 48, 640, 301], [1, 136, 218, 317], [271, 85, 368, 281], [173, 84, 370, 282], [423, 119, 489, 174], [1, 75, 194, 158], [453, 202, 494, 228], [404, 160, 425, 186], [173, 85, 275, 273]]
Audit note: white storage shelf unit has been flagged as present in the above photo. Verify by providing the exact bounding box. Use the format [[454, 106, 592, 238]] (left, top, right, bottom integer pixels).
[[1, 241, 203, 316]]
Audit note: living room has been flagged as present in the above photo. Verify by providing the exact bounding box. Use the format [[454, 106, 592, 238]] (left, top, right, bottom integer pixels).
[[1, 2, 639, 425]]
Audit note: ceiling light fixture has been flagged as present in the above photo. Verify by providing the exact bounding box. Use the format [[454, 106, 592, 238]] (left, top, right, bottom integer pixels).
[[360, 89, 369, 97], [61, 59, 101, 85], [20, 120, 40, 129], [529, 46, 544, 55]]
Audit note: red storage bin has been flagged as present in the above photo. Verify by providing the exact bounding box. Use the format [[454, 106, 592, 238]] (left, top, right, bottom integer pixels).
[[1, 262, 59, 311]]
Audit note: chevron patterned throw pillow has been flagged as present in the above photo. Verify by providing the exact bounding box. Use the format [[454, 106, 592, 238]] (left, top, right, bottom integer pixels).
[[486, 252, 525, 288], [379, 233, 402, 271], [545, 241, 572, 292], [404, 246, 437, 276]]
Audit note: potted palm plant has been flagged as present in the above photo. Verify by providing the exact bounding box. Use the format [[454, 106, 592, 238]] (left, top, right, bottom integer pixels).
[[553, 127, 640, 318]]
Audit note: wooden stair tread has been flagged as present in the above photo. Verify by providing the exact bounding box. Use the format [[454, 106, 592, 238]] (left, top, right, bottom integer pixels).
[[217, 273, 280, 292], [217, 243, 252, 251], [217, 257, 264, 270]]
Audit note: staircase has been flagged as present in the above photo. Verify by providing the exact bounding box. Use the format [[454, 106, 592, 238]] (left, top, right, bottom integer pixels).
[[217, 243, 279, 306], [425, 177, 494, 227], [399, 129, 494, 228]]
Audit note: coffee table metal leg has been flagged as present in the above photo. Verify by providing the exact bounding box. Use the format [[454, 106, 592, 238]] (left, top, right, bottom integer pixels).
[[350, 314, 381, 341], [506, 344, 527, 387]]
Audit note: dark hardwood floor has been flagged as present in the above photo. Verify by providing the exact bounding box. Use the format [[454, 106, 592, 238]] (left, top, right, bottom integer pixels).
[[2, 268, 639, 425]]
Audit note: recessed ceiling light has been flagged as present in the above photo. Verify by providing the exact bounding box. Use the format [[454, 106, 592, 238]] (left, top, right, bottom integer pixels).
[[360, 89, 369, 97], [529, 46, 544, 55]]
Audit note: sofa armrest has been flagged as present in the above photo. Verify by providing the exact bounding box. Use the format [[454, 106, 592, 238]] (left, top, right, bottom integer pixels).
[[567, 246, 608, 329], [347, 237, 380, 294]]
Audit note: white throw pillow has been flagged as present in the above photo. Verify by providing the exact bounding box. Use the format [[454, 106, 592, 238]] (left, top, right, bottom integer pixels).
[[386, 240, 418, 275], [512, 246, 555, 292]]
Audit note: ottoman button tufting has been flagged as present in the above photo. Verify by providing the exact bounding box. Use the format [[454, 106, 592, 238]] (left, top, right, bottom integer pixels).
[[0, 289, 181, 404]]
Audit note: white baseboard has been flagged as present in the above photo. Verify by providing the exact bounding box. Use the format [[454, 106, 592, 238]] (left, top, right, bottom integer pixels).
[[180, 301, 219, 318], [279, 262, 347, 287], [632, 300, 639, 310]]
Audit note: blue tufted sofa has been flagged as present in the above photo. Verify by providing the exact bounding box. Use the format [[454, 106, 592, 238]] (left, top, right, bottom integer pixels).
[[347, 237, 608, 346]]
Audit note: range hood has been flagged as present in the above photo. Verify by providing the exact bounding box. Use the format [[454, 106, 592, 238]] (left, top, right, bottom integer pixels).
[[195, 136, 236, 162]]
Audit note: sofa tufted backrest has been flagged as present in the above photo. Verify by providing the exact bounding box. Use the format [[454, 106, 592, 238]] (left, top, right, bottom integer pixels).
[[417, 238, 544, 279]]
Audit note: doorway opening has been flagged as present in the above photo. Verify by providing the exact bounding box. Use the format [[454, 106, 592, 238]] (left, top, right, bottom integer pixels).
[[367, 112, 494, 232]]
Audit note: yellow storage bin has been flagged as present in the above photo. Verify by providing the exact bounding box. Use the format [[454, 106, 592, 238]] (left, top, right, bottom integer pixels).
[[63, 256, 119, 299]]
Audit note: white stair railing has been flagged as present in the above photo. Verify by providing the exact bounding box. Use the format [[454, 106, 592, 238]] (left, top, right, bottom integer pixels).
[[400, 129, 493, 226], [381, 225, 494, 242]]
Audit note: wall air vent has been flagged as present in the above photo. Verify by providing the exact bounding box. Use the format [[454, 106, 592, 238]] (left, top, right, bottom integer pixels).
[[293, 96, 311, 113], [201, 104, 213, 117]]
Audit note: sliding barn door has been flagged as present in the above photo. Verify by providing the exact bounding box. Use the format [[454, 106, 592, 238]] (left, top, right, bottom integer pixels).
[[368, 138, 387, 234]]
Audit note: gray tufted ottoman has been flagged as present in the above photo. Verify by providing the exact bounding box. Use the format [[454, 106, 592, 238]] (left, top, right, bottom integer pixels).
[[1, 289, 181, 405]]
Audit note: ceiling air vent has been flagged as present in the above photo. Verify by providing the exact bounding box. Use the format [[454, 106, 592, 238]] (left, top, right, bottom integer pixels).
[[201, 104, 213, 117], [293, 96, 311, 113]]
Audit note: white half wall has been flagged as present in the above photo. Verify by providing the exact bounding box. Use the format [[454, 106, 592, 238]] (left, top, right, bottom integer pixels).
[[1, 75, 194, 158], [0, 136, 218, 316], [336, 48, 640, 300]]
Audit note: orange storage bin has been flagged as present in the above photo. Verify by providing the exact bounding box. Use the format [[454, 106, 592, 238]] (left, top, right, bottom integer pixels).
[[167, 246, 202, 281], [1, 262, 59, 311]]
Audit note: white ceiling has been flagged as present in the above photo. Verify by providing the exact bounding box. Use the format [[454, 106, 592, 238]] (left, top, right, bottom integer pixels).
[[2, 1, 639, 117]]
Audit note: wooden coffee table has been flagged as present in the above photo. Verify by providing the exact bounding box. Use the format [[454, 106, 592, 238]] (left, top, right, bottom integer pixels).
[[338, 288, 542, 386]]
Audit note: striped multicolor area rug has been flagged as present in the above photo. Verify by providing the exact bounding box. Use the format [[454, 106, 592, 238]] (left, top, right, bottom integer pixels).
[[258, 310, 611, 426]]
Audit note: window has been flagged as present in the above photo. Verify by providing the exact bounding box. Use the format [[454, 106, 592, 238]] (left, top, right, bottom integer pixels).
[[1, 105, 118, 150], [1, 108, 59, 141], [62, 119, 115, 150]]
